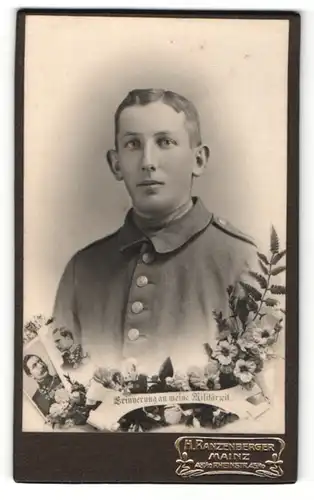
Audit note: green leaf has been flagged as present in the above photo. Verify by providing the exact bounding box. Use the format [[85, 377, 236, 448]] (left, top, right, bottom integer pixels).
[[264, 297, 279, 307], [213, 310, 229, 332], [24, 321, 38, 334], [270, 226, 280, 254], [235, 297, 250, 326], [258, 259, 269, 275], [249, 271, 268, 289], [271, 265, 286, 276], [63, 373, 72, 384], [272, 249, 286, 265], [239, 281, 262, 301], [275, 323, 283, 331], [158, 357, 174, 381], [247, 298, 259, 313], [203, 342, 213, 359], [270, 285, 286, 295], [257, 252, 269, 265], [228, 293, 237, 314]]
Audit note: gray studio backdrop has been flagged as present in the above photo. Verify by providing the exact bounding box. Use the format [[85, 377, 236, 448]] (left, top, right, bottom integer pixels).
[[24, 16, 288, 319]]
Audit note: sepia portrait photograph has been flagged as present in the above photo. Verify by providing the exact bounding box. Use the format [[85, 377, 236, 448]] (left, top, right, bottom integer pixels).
[[20, 12, 291, 437], [23, 335, 64, 423]]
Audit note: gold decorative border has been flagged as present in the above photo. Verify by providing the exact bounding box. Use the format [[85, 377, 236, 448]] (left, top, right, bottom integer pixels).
[[174, 436, 285, 478]]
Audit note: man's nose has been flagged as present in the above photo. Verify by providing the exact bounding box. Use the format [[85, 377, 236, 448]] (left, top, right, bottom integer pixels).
[[141, 142, 157, 172]]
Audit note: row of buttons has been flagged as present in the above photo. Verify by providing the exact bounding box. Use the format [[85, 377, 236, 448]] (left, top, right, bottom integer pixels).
[[127, 250, 154, 341], [131, 274, 149, 316]]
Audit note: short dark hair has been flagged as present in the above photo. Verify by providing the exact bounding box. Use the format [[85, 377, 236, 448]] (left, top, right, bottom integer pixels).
[[114, 88, 202, 149], [53, 328, 74, 340], [23, 354, 44, 377]]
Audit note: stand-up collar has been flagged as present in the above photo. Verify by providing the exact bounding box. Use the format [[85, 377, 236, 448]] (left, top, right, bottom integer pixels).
[[118, 197, 213, 254]]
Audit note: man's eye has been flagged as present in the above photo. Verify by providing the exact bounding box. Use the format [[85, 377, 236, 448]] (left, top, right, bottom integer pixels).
[[157, 138, 177, 148], [125, 139, 140, 150]]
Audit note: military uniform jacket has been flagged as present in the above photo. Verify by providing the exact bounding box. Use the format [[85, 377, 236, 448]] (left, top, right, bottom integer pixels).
[[61, 343, 85, 370], [32, 374, 63, 416], [53, 198, 257, 373]]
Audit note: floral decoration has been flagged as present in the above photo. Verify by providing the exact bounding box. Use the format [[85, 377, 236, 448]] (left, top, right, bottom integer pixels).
[[24, 227, 286, 432], [46, 374, 93, 428]]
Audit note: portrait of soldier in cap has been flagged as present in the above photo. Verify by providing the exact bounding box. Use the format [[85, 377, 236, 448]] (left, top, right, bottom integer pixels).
[[52, 88, 257, 373]]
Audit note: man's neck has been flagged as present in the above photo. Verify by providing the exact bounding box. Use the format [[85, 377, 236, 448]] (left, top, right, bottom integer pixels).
[[133, 198, 194, 232]]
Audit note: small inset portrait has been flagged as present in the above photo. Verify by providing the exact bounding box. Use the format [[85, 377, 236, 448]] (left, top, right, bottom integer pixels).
[[52, 327, 89, 370], [23, 338, 64, 418]]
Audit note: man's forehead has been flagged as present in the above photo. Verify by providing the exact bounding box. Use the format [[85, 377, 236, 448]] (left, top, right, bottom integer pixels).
[[28, 356, 38, 365], [118, 101, 187, 135], [54, 327, 69, 336]]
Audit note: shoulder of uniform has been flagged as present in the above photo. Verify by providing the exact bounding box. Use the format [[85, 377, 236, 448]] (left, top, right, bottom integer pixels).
[[212, 215, 257, 247], [76, 228, 121, 256]]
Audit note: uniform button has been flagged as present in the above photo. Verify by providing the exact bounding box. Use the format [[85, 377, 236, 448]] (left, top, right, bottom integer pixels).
[[131, 301, 144, 314], [136, 275, 148, 287], [127, 328, 140, 341], [142, 252, 154, 264]]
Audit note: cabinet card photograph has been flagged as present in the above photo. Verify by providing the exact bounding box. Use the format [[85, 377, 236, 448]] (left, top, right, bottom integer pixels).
[[14, 10, 299, 484]]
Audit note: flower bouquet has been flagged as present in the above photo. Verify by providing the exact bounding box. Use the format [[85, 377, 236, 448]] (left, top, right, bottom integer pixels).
[[211, 225, 286, 392], [46, 374, 92, 429]]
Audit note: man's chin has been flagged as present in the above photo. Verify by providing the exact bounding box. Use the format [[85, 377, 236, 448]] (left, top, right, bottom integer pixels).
[[133, 196, 172, 217]]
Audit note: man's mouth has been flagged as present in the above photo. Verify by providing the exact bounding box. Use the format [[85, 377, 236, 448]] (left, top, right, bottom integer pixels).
[[137, 180, 164, 186]]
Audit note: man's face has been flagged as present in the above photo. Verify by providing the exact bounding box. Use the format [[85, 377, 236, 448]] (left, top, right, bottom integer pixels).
[[53, 332, 74, 352], [111, 101, 205, 217], [27, 356, 48, 380]]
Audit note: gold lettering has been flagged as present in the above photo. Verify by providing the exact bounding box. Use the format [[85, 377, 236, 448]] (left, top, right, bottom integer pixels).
[[196, 439, 204, 450], [184, 439, 193, 451]]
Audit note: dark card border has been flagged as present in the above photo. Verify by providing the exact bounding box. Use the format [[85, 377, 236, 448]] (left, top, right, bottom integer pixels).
[[14, 9, 300, 484]]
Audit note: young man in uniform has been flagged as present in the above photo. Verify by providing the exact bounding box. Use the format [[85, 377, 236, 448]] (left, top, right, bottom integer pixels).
[[52, 89, 257, 373], [52, 327, 87, 370]]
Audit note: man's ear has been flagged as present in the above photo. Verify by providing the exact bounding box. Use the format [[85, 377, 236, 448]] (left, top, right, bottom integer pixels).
[[107, 149, 124, 181], [192, 145, 210, 178]]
